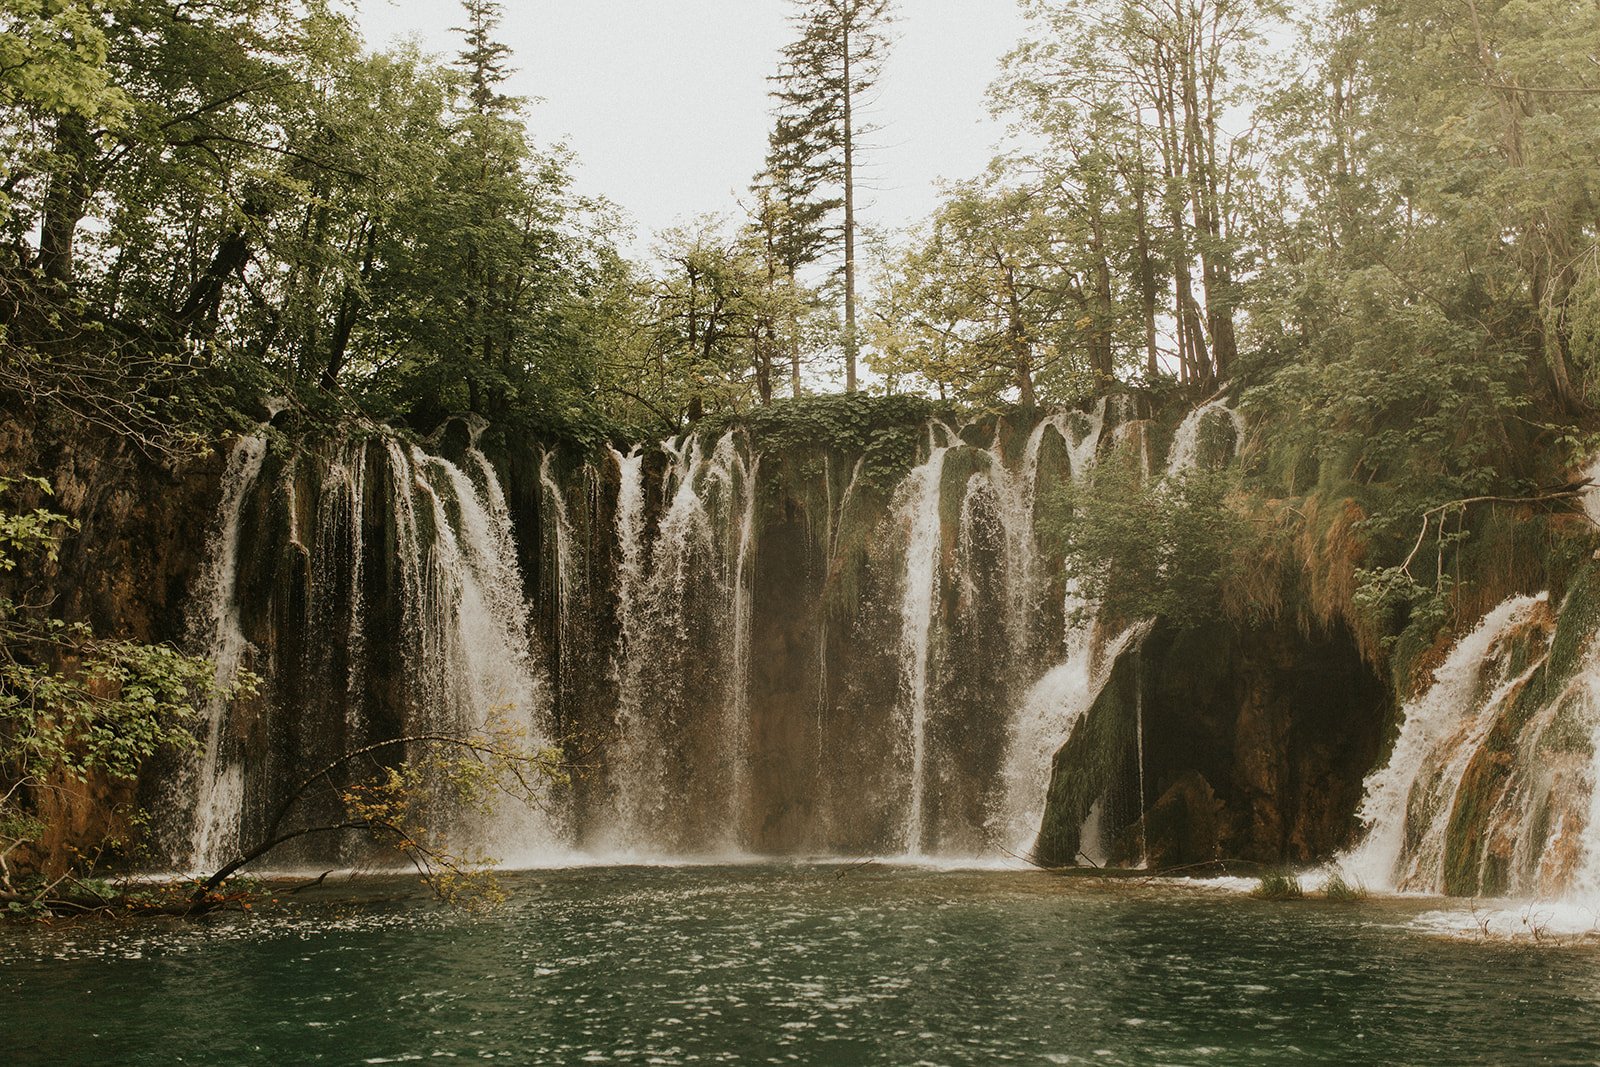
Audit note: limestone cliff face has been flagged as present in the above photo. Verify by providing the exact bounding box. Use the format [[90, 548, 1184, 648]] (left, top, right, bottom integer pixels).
[[0, 411, 222, 644], [0, 411, 224, 874], [1034, 621, 1390, 869], [4, 404, 1433, 874]]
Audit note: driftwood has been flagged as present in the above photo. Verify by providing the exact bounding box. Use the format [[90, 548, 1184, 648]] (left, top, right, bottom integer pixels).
[[1400, 483, 1596, 578]]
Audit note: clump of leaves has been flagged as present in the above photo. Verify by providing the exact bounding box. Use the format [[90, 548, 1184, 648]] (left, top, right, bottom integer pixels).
[[194, 706, 567, 910], [1353, 565, 1456, 645]]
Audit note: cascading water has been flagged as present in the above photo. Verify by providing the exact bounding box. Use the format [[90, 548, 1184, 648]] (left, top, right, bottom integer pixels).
[[998, 620, 1142, 854], [178, 429, 566, 873], [399, 444, 564, 861], [894, 429, 954, 855], [1339, 594, 1554, 894], [886, 403, 1123, 858], [602, 431, 759, 854], [538, 450, 577, 630], [182, 431, 271, 872], [1165, 397, 1245, 477], [997, 396, 1236, 865], [177, 400, 1277, 873]]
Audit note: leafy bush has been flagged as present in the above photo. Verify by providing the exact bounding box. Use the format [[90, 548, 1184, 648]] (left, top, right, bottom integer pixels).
[[0, 477, 236, 903], [1042, 456, 1256, 629]]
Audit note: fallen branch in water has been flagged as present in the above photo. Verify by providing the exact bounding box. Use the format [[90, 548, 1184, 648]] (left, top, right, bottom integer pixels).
[[833, 854, 880, 879]]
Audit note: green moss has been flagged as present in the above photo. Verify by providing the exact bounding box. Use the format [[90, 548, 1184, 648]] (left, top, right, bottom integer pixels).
[[720, 393, 950, 492], [1547, 562, 1600, 686], [937, 446, 992, 540]]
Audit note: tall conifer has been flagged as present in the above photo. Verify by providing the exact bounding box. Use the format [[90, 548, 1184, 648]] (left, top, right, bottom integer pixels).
[[765, 0, 894, 393]]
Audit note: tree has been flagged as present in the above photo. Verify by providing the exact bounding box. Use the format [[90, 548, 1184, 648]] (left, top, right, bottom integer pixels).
[[747, 164, 832, 398], [768, 0, 894, 393], [1239, 0, 1599, 534], [999, 0, 1281, 389]]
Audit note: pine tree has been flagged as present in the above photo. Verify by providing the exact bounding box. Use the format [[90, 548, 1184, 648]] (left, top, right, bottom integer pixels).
[[767, 0, 894, 393], [454, 0, 514, 116]]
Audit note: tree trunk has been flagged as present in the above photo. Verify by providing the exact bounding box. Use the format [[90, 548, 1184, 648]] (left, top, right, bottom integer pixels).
[[38, 114, 96, 286], [789, 270, 804, 398], [171, 227, 252, 342], [1003, 264, 1036, 406], [323, 222, 378, 391], [1133, 137, 1160, 377], [841, 16, 859, 393]]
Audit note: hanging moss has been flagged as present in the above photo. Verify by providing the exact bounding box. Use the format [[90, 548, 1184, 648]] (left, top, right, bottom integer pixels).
[[714, 393, 949, 492], [1546, 561, 1600, 686]]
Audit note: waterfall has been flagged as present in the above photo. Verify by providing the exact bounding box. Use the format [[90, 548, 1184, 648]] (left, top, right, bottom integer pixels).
[[1340, 594, 1551, 892], [609, 444, 647, 682], [998, 621, 1142, 854], [1165, 398, 1245, 477], [602, 431, 757, 854], [988, 402, 1118, 857], [538, 449, 577, 630], [177, 401, 1307, 872], [726, 451, 759, 838], [403, 445, 563, 862], [871, 404, 1128, 859], [180, 431, 566, 873], [322, 441, 368, 730], [1064, 400, 1107, 480], [894, 432, 952, 855], [1328, 460, 1600, 901], [183, 432, 271, 872]]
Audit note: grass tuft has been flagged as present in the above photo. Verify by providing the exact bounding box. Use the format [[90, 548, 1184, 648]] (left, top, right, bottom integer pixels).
[[1319, 873, 1369, 903], [1251, 871, 1305, 900]]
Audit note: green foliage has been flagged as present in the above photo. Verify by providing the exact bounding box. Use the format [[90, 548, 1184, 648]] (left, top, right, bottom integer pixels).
[[0, 0, 126, 122], [728, 392, 946, 490], [869, 180, 1116, 406], [1352, 566, 1456, 652], [2, 0, 625, 446], [1043, 457, 1255, 629]]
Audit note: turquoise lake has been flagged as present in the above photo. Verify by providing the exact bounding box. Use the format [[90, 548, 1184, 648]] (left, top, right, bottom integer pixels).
[[4, 865, 1599, 1065]]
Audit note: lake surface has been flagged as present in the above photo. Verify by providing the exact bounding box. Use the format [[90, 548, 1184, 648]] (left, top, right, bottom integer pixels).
[[4, 864, 1600, 1065]]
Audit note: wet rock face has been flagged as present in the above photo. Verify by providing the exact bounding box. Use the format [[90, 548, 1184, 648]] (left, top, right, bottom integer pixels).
[[1034, 619, 1391, 870], [1141, 622, 1391, 866], [0, 411, 225, 874], [1143, 771, 1224, 869]]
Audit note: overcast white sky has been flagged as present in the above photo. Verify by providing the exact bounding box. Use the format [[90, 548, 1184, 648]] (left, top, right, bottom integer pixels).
[[356, 1, 1029, 251]]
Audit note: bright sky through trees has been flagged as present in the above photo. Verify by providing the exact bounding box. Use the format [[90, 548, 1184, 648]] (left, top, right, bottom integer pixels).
[[357, 1, 1027, 247]]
